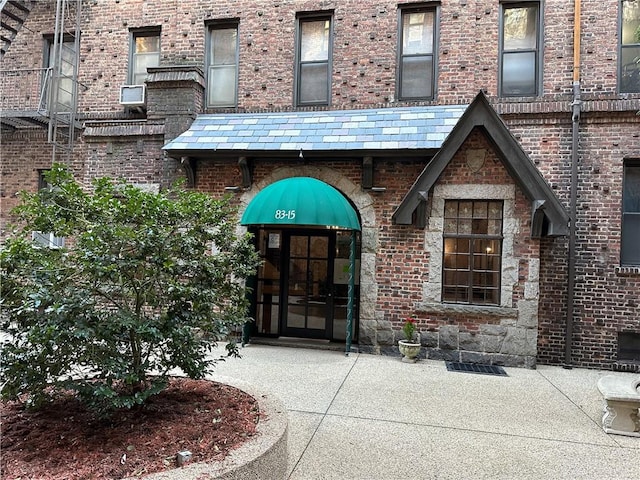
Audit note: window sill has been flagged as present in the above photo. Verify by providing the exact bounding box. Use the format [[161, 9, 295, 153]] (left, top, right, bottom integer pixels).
[[615, 266, 640, 277], [416, 301, 518, 318]]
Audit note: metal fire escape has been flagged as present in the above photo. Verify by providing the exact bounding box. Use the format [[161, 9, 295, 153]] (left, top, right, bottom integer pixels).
[[0, 0, 82, 163], [0, 0, 35, 58]]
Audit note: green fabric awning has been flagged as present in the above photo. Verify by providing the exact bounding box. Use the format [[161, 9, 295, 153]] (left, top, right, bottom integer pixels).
[[241, 177, 361, 231]]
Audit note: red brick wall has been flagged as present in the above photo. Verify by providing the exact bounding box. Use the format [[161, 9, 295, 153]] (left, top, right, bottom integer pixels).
[[5, 0, 624, 113], [1, 0, 638, 369]]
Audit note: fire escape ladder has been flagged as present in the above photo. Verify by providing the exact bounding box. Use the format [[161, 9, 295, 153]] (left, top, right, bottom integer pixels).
[[47, 0, 82, 164]]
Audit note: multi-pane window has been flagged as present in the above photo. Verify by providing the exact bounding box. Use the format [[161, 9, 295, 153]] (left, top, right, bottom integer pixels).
[[621, 161, 640, 265], [207, 24, 239, 107], [296, 16, 331, 106], [500, 3, 541, 97], [45, 37, 76, 112], [399, 8, 436, 100], [442, 201, 503, 305], [130, 30, 160, 85], [621, 0, 640, 93]]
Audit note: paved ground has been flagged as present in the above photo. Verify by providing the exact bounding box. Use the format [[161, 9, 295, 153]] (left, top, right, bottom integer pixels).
[[208, 344, 640, 480]]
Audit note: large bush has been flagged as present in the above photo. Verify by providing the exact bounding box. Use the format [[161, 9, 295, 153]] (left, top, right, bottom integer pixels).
[[0, 165, 259, 414]]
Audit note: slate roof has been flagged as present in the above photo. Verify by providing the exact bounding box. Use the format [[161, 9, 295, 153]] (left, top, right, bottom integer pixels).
[[162, 105, 467, 154], [392, 91, 569, 237]]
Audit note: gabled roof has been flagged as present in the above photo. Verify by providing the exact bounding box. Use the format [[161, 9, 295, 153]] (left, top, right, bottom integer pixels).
[[392, 91, 569, 237], [162, 105, 467, 156]]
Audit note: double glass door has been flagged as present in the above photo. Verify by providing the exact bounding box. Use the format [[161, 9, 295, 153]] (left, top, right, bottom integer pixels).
[[285, 233, 330, 337], [253, 229, 359, 341]]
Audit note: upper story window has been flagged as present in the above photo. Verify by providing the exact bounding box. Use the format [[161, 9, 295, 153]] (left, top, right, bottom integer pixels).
[[442, 200, 503, 305], [621, 161, 640, 265], [621, 0, 640, 93], [499, 2, 541, 97], [44, 36, 76, 111], [207, 23, 239, 108], [296, 15, 332, 106], [129, 29, 160, 85], [398, 7, 437, 100]]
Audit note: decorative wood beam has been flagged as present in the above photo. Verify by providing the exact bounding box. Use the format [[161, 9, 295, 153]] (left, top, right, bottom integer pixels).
[[239, 156, 251, 189], [180, 156, 196, 188], [362, 156, 373, 190], [531, 199, 547, 238]]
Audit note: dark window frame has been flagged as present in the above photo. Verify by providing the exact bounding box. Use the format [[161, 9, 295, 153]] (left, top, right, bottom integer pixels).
[[498, 1, 543, 97], [42, 33, 76, 112], [397, 5, 438, 101], [442, 200, 504, 306], [206, 20, 240, 108], [294, 13, 333, 107], [620, 0, 640, 93], [618, 331, 640, 362], [128, 27, 161, 85], [621, 160, 640, 266]]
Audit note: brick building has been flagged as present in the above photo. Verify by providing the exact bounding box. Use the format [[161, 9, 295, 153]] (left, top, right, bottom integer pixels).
[[1, 0, 639, 370]]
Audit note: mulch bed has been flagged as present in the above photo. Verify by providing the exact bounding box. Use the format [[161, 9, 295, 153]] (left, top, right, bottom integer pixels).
[[0, 378, 260, 479]]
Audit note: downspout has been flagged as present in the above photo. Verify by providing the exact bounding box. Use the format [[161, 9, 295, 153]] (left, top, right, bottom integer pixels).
[[565, 0, 582, 368]]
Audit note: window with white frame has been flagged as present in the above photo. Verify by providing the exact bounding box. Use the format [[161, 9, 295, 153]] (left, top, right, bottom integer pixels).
[[398, 7, 437, 100], [129, 29, 160, 85], [296, 15, 332, 106], [621, 161, 640, 265], [207, 23, 239, 107], [442, 200, 503, 305], [621, 0, 640, 93], [33, 170, 65, 249], [499, 2, 541, 97]]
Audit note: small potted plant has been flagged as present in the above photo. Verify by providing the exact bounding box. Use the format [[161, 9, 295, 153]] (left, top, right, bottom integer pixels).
[[398, 316, 421, 363]]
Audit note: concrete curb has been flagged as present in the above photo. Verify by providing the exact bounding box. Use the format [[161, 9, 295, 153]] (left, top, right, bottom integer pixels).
[[134, 377, 288, 480]]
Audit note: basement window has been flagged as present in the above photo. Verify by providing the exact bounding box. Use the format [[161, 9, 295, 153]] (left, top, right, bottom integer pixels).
[[618, 331, 640, 361]]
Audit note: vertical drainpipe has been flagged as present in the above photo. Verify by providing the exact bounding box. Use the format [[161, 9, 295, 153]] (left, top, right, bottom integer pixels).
[[565, 0, 582, 368]]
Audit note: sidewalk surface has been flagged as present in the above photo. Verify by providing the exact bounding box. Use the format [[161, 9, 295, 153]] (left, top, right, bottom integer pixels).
[[208, 344, 639, 480]]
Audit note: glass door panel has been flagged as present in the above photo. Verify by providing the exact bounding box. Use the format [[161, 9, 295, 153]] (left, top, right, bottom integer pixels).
[[253, 228, 360, 341], [255, 230, 282, 334], [284, 234, 329, 336]]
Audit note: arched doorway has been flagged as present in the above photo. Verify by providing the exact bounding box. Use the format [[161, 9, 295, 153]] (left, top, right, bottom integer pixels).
[[241, 177, 361, 348]]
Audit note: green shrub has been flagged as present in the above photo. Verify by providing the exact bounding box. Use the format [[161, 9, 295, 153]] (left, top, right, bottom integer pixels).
[[1, 165, 259, 415]]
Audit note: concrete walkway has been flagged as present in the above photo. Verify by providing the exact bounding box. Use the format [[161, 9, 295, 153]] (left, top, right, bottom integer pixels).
[[208, 344, 639, 480]]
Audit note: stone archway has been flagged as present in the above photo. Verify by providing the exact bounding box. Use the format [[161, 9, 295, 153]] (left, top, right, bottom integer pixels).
[[239, 166, 379, 349]]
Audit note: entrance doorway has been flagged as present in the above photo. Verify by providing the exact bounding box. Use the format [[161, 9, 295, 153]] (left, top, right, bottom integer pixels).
[[252, 228, 360, 341]]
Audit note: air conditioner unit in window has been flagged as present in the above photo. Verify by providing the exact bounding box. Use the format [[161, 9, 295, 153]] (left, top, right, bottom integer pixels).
[[32, 231, 65, 249], [119, 84, 146, 106]]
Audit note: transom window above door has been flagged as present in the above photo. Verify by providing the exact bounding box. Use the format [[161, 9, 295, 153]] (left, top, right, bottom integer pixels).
[[442, 200, 503, 305]]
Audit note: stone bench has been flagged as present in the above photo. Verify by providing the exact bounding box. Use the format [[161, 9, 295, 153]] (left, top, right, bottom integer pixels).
[[597, 375, 640, 437]]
